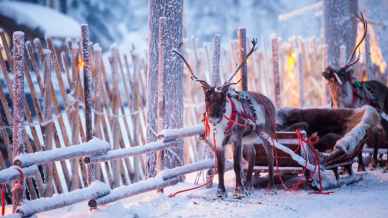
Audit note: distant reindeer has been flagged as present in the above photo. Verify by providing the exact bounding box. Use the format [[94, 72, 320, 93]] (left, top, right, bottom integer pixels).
[[321, 13, 388, 170], [173, 39, 275, 198]]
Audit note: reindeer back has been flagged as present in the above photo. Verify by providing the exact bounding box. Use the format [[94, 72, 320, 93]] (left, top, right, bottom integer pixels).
[[248, 92, 276, 133]]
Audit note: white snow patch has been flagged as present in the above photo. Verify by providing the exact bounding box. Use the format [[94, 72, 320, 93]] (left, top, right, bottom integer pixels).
[[33, 169, 388, 218], [0, 1, 80, 38]]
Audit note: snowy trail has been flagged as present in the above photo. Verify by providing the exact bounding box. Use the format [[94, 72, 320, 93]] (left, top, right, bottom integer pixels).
[[32, 169, 388, 218]]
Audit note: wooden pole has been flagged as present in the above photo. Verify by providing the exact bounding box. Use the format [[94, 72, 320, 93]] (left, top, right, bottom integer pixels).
[[211, 35, 221, 87], [157, 17, 168, 175], [297, 51, 305, 107], [146, 0, 164, 178], [81, 24, 96, 184], [11, 31, 25, 212], [42, 49, 56, 197], [237, 28, 248, 91], [272, 37, 281, 108], [161, 0, 184, 169]]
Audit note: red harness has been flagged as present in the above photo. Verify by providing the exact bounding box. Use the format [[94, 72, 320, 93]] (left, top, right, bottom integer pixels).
[[202, 96, 253, 138]]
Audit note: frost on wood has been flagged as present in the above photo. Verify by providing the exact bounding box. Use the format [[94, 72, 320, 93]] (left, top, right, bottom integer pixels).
[[16, 181, 110, 217], [0, 165, 39, 184], [93, 159, 231, 206], [81, 24, 96, 183], [272, 37, 281, 108], [81, 24, 93, 141], [237, 28, 247, 91], [12, 31, 25, 158], [335, 105, 379, 154], [88, 140, 178, 163], [93, 176, 179, 206], [211, 35, 221, 86], [159, 0, 184, 170], [14, 138, 111, 167], [158, 124, 204, 142], [160, 159, 232, 180], [146, 0, 164, 178]]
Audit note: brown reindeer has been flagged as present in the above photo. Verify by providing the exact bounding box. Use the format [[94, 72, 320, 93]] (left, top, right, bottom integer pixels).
[[174, 40, 275, 198], [322, 13, 388, 170]]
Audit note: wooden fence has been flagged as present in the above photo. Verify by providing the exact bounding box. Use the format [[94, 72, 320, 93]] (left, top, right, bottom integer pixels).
[[0, 20, 383, 216]]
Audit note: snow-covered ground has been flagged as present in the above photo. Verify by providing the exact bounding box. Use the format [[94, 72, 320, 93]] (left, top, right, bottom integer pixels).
[[33, 169, 388, 218]]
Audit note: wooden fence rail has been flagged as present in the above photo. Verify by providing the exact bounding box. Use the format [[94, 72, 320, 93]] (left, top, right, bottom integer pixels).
[[0, 124, 212, 217]]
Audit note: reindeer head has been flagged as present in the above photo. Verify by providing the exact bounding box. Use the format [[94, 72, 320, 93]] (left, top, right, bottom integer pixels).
[[322, 13, 368, 107], [173, 39, 257, 122]]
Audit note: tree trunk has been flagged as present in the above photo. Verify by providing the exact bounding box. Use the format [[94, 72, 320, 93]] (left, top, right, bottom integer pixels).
[[161, 0, 184, 170], [323, 0, 358, 67], [146, 0, 164, 178], [237, 28, 248, 91]]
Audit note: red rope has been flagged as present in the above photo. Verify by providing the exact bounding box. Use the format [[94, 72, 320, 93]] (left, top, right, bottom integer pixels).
[[295, 130, 333, 195], [168, 179, 213, 198], [1, 184, 5, 216]]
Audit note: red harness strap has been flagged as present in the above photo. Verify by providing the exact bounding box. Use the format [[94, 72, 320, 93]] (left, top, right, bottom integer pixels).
[[224, 96, 238, 134]]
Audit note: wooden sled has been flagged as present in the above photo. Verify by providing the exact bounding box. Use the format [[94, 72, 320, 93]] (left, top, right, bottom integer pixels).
[[253, 105, 380, 190]]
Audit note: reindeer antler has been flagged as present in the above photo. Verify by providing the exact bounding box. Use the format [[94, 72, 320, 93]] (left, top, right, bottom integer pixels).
[[172, 49, 210, 88], [343, 12, 368, 70], [226, 38, 258, 84]]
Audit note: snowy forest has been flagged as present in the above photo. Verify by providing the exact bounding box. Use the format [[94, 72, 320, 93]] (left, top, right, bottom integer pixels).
[[0, 0, 387, 218]]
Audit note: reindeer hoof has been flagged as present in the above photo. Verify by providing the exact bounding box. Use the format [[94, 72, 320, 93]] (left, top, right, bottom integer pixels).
[[216, 187, 227, 198], [383, 164, 388, 173], [233, 187, 245, 199]]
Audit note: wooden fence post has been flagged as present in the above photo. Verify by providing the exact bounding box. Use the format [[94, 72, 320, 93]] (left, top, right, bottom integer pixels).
[[11, 31, 25, 212], [297, 51, 305, 107], [321, 44, 330, 105], [211, 35, 221, 87], [81, 24, 96, 184], [237, 28, 248, 91], [272, 37, 281, 108]]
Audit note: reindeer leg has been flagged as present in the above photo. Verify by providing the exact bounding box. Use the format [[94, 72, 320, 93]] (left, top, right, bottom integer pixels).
[[357, 152, 366, 172], [384, 151, 388, 173], [243, 144, 256, 192], [215, 148, 226, 198], [261, 136, 274, 189], [232, 140, 244, 199]]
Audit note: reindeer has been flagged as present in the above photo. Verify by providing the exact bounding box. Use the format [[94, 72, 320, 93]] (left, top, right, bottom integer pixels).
[[173, 39, 275, 198], [322, 13, 388, 170]]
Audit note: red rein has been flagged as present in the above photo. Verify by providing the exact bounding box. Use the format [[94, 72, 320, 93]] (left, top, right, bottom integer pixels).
[[1, 166, 25, 215]]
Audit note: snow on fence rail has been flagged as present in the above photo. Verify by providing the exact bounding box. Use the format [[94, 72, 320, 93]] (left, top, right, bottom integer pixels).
[[11, 181, 110, 218], [13, 137, 111, 167], [0, 165, 39, 183], [90, 159, 232, 207], [158, 124, 204, 142], [85, 140, 179, 163]]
